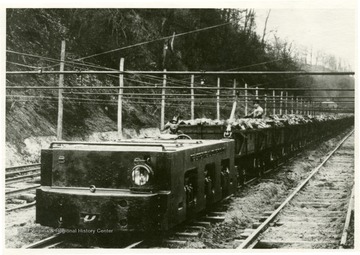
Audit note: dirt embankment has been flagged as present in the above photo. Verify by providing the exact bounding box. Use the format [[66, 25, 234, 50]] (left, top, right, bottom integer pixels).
[[6, 128, 162, 167], [6, 89, 162, 166]]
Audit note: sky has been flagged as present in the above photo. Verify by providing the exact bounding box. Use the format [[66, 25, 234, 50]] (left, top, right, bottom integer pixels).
[[255, 8, 356, 70]]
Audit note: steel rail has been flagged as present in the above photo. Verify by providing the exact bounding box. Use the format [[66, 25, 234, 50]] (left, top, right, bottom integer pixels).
[[124, 240, 144, 249], [6, 184, 40, 196], [237, 129, 354, 249], [6, 168, 40, 178], [6, 163, 41, 171], [6, 172, 40, 183], [24, 234, 63, 249], [6, 70, 355, 75], [340, 186, 355, 248], [6, 201, 36, 212]]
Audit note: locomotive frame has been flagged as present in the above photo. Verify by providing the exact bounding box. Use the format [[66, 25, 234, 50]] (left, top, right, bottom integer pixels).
[[36, 139, 236, 232]]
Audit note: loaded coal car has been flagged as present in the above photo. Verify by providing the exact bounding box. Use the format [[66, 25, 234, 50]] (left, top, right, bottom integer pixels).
[[36, 139, 236, 232], [179, 115, 354, 184]]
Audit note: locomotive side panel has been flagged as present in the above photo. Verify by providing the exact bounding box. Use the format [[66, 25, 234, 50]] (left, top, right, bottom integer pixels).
[[37, 140, 236, 232], [50, 149, 170, 190], [166, 140, 236, 227], [37, 147, 173, 232]]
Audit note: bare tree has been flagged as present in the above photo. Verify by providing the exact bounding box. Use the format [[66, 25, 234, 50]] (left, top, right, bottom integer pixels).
[[261, 9, 271, 45]]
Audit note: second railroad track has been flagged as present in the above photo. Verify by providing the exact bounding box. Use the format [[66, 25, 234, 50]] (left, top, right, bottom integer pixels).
[[237, 130, 354, 249]]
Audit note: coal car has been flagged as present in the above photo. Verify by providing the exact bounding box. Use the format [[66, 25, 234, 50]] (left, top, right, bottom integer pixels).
[[179, 115, 354, 183], [36, 139, 236, 232]]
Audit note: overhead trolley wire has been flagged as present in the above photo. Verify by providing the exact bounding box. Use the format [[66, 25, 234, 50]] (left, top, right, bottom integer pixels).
[[35, 22, 230, 71], [5, 85, 354, 91], [6, 61, 42, 69], [74, 22, 231, 61]]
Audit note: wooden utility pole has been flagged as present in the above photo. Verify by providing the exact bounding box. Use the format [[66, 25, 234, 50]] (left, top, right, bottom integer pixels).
[[310, 101, 313, 115], [118, 58, 124, 140], [279, 91, 283, 115], [272, 90, 276, 115], [229, 79, 237, 120], [161, 69, 167, 130], [245, 83, 248, 116], [57, 40, 65, 140], [264, 94, 267, 115], [216, 77, 220, 120], [191, 75, 195, 120], [296, 97, 298, 114], [233, 79, 237, 103]]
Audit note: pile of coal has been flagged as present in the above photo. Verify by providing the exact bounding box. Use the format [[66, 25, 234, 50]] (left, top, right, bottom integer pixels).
[[179, 114, 348, 130]]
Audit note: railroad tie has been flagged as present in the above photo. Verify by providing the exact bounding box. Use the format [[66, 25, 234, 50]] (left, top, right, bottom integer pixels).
[[175, 232, 200, 238], [257, 240, 339, 249]]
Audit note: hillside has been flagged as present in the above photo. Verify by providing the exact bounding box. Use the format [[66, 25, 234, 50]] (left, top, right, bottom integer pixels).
[[5, 9, 353, 166]]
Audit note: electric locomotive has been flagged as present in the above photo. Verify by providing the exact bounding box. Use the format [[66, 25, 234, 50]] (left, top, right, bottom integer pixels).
[[36, 139, 236, 232]]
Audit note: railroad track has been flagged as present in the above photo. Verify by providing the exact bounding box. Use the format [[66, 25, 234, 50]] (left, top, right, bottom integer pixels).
[[5, 163, 41, 212], [24, 234, 64, 249], [6, 163, 41, 183], [9, 130, 354, 249], [108, 130, 356, 249], [25, 233, 145, 249], [236, 130, 354, 249], [132, 196, 234, 248]]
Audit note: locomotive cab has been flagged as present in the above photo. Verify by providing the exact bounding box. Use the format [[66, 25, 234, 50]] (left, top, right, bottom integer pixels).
[[36, 139, 236, 233]]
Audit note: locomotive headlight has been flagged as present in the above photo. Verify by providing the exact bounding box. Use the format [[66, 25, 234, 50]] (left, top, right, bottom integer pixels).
[[131, 164, 153, 186]]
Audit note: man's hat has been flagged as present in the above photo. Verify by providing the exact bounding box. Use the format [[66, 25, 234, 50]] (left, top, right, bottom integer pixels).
[[170, 116, 179, 124]]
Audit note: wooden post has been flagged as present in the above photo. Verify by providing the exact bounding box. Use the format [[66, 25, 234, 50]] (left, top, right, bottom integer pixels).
[[291, 96, 294, 114], [301, 98, 304, 115], [190, 75, 195, 120], [296, 97, 298, 114], [160, 69, 167, 130], [229, 79, 237, 120], [306, 100, 308, 115], [300, 98, 303, 115], [57, 40, 65, 141], [279, 91, 283, 115], [285, 92, 288, 114], [303, 99, 306, 115], [264, 94, 267, 116], [312, 101, 314, 115], [217, 77, 220, 120], [118, 58, 124, 140], [302, 99, 304, 115], [256, 87, 258, 99], [245, 83, 248, 116], [313, 101, 316, 115], [313, 101, 315, 116], [233, 79, 236, 97], [272, 90, 276, 115], [233, 79, 237, 103]]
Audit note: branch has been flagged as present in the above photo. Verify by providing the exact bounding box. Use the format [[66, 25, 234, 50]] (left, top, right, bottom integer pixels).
[[261, 9, 271, 45]]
